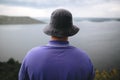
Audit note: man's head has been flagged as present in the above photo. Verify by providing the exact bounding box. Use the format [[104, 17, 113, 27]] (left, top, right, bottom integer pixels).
[[43, 9, 79, 37]]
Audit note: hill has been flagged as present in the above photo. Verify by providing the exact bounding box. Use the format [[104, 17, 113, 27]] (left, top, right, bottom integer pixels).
[[0, 15, 45, 24]]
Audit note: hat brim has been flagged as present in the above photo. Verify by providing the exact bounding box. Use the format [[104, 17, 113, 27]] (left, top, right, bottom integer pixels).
[[43, 25, 79, 37]]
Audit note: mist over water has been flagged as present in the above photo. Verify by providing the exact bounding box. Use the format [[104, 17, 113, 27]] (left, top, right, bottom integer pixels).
[[0, 21, 120, 69]]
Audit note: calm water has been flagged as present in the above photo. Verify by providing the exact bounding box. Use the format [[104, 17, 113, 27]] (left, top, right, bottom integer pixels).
[[0, 21, 120, 69]]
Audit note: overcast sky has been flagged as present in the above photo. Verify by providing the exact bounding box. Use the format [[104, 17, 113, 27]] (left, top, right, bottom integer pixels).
[[0, 0, 120, 17]]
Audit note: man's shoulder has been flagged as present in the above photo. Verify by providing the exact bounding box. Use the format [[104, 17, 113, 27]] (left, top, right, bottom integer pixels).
[[24, 46, 46, 56], [70, 46, 90, 58], [27, 46, 48, 54], [70, 46, 86, 53], [23, 46, 48, 62]]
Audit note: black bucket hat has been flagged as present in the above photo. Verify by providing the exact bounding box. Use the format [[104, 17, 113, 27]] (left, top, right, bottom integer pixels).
[[43, 9, 79, 37]]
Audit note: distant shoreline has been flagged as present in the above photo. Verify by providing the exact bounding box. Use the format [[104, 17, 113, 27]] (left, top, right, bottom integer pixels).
[[0, 15, 45, 25], [73, 17, 120, 22]]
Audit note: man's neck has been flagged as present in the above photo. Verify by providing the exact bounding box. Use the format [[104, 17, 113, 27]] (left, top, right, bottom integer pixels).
[[51, 36, 68, 41]]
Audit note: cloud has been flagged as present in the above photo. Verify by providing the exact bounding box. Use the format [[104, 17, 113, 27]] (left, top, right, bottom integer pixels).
[[58, 1, 120, 18], [0, 4, 53, 17], [0, 0, 120, 17], [1, 0, 119, 8]]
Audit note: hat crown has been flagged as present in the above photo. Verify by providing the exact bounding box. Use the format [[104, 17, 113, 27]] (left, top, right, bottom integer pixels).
[[43, 9, 79, 37], [50, 9, 73, 29]]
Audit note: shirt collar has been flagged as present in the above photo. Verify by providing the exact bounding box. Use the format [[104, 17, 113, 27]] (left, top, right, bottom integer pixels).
[[47, 40, 69, 47]]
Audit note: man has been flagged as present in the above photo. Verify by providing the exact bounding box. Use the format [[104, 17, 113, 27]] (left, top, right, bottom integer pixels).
[[19, 9, 95, 80]]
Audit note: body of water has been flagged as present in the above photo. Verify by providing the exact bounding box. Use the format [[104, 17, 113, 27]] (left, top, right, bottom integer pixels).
[[0, 21, 120, 70]]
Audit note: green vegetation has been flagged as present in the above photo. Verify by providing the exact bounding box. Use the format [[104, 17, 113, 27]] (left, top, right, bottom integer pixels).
[[0, 58, 20, 80], [95, 68, 120, 80], [0, 58, 120, 80]]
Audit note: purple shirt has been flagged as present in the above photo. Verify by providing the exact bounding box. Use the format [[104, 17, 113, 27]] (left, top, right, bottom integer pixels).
[[19, 40, 95, 80]]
